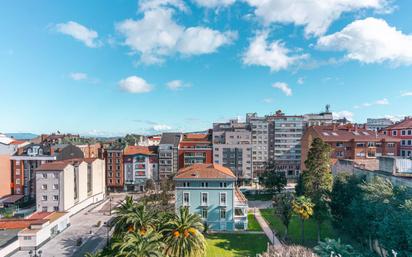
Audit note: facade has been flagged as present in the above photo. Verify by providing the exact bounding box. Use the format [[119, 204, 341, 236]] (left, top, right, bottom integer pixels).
[[267, 111, 304, 178], [0, 135, 28, 198], [178, 133, 213, 169], [76, 143, 101, 158], [10, 144, 84, 202], [366, 118, 394, 131], [174, 164, 248, 231], [212, 120, 253, 182], [301, 125, 400, 171], [123, 146, 158, 191], [246, 113, 269, 177], [158, 133, 181, 180], [105, 145, 125, 191], [35, 158, 105, 215], [304, 108, 333, 127], [382, 117, 412, 157]]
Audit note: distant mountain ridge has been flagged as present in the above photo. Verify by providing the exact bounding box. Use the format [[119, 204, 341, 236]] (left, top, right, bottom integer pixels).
[[5, 133, 38, 140]]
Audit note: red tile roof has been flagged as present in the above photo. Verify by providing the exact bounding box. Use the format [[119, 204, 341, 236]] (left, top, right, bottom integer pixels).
[[235, 188, 247, 204], [0, 219, 48, 229], [175, 163, 236, 180], [385, 117, 412, 130], [124, 146, 154, 155], [35, 160, 71, 171], [310, 125, 400, 142], [10, 140, 25, 145]]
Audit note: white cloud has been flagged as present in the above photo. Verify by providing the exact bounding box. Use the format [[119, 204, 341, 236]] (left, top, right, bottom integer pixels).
[[355, 98, 389, 108], [263, 98, 274, 103], [401, 92, 412, 97], [69, 72, 88, 81], [242, 32, 307, 72], [333, 111, 354, 121], [55, 21, 100, 48], [245, 0, 390, 36], [272, 82, 292, 96], [297, 77, 304, 85], [116, 5, 235, 64], [138, 0, 187, 12], [317, 17, 412, 65], [118, 76, 153, 94], [375, 98, 389, 105], [193, 0, 235, 8], [166, 80, 190, 90], [152, 124, 172, 131]]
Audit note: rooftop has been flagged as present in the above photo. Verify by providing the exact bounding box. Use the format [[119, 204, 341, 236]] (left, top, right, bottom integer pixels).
[[159, 132, 182, 146], [309, 125, 400, 142], [124, 145, 155, 155], [175, 163, 236, 180], [385, 117, 412, 130]]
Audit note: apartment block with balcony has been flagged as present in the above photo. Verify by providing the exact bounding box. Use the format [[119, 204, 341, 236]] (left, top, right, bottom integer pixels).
[[382, 117, 412, 157], [174, 164, 248, 231], [123, 146, 158, 191], [301, 125, 400, 171], [212, 120, 253, 183], [267, 111, 304, 178], [104, 145, 125, 192], [158, 133, 181, 180], [178, 133, 213, 169], [367, 118, 394, 131], [246, 113, 269, 177]]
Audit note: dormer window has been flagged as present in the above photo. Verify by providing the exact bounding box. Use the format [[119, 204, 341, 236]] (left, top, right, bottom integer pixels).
[[201, 182, 208, 188], [183, 182, 190, 187]]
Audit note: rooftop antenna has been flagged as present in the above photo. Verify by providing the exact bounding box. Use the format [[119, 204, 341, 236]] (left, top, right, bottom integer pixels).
[[325, 104, 330, 113]]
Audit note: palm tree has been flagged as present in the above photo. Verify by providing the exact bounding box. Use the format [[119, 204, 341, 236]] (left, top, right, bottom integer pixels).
[[164, 207, 206, 257], [111, 229, 164, 257], [292, 196, 314, 244], [84, 252, 102, 257], [112, 196, 157, 237]]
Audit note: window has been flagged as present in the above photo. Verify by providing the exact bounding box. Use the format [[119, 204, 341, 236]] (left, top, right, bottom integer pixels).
[[201, 182, 208, 188], [53, 206, 59, 211], [53, 184, 58, 190], [42, 207, 48, 212], [235, 208, 245, 216], [42, 184, 47, 190], [402, 130, 406, 135], [201, 208, 208, 219], [183, 192, 190, 206], [183, 182, 190, 187], [220, 208, 226, 219], [23, 236, 32, 240], [15, 179, 20, 185], [53, 195, 59, 201], [392, 130, 397, 136], [220, 182, 227, 188], [220, 192, 227, 206], [16, 160, 20, 165], [15, 168, 20, 175], [201, 192, 208, 206], [42, 195, 47, 201], [42, 173, 47, 178]]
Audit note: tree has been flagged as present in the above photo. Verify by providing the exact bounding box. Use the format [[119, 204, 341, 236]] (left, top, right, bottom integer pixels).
[[302, 138, 333, 242], [294, 175, 304, 196], [164, 207, 206, 257], [111, 229, 164, 257], [314, 238, 360, 257], [272, 192, 294, 240], [145, 179, 156, 192], [292, 196, 314, 244], [260, 161, 287, 193]]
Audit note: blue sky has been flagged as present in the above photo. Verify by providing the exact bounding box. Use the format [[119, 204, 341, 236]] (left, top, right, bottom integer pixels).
[[1, 0, 412, 136]]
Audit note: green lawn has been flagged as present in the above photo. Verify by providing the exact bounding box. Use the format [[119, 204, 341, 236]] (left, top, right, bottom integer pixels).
[[206, 233, 269, 257], [260, 208, 336, 247], [247, 212, 262, 231]]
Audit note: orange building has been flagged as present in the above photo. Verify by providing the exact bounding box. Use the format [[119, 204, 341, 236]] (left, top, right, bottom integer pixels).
[[178, 133, 213, 169], [301, 125, 400, 171]]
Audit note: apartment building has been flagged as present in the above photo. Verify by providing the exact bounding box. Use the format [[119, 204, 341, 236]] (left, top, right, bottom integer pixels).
[[304, 108, 333, 127], [382, 117, 412, 157], [124, 146, 158, 191], [10, 144, 84, 202], [246, 113, 269, 176], [105, 145, 125, 192], [35, 158, 105, 215], [267, 111, 304, 178], [178, 133, 213, 169], [158, 133, 181, 180], [174, 164, 248, 231], [367, 118, 394, 131], [212, 120, 253, 182], [301, 125, 400, 171]]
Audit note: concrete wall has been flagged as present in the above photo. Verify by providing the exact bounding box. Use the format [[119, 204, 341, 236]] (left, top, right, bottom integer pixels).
[[63, 165, 75, 211], [0, 155, 11, 197], [36, 170, 65, 212], [91, 159, 105, 196], [0, 238, 19, 257], [77, 162, 88, 203]]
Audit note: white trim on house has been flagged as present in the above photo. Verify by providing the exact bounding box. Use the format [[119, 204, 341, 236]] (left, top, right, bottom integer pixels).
[[200, 192, 208, 206]]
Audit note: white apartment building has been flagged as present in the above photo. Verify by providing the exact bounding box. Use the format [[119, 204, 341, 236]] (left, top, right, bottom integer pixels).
[[213, 120, 253, 182], [35, 158, 105, 215], [367, 118, 394, 131], [246, 113, 269, 177]]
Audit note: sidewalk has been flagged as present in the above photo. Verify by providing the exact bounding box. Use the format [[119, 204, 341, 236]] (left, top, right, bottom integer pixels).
[[253, 208, 282, 246]]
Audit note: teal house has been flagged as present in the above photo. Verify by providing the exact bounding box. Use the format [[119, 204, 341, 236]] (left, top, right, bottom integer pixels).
[[174, 163, 248, 231]]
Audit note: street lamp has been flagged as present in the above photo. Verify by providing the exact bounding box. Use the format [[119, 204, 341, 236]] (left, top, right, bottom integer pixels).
[[29, 249, 42, 257], [104, 221, 110, 247]]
